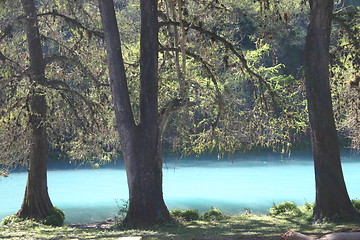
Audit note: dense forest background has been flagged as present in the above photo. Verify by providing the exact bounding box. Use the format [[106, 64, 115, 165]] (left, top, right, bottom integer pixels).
[[0, 0, 359, 170]]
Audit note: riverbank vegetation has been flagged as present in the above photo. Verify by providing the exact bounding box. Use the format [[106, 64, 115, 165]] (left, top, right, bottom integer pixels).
[[1, 0, 359, 228], [1, 203, 359, 240]]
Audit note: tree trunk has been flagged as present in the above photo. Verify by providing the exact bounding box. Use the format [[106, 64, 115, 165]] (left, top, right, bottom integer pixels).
[[304, 0, 359, 221], [98, 0, 171, 228], [17, 0, 54, 220], [123, 128, 170, 227]]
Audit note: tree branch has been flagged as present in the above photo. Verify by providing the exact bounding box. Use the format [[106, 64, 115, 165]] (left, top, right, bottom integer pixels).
[[158, 98, 197, 140], [0, 97, 27, 119], [185, 50, 224, 131], [159, 46, 226, 138], [44, 54, 109, 88], [0, 24, 14, 42], [160, 20, 282, 110], [38, 10, 104, 39], [333, 15, 359, 51]]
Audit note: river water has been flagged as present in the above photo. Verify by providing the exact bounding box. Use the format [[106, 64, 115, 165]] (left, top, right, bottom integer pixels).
[[0, 151, 359, 224]]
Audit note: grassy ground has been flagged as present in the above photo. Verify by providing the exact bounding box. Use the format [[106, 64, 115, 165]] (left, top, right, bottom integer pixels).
[[1, 213, 359, 240]]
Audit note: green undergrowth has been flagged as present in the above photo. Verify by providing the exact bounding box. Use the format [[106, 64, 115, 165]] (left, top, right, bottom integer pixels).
[[170, 207, 227, 222], [269, 201, 314, 218], [43, 207, 65, 226], [352, 199, 360, 212], [1, 207, 65, 227], [1, 204, 359, 240]]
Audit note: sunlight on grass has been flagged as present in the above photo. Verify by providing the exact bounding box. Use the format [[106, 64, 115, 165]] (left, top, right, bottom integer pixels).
[[1, 212, 359, 240]]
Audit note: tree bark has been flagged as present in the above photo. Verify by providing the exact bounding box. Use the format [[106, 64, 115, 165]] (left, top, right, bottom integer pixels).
[[122, 129, 170, 227], [304, 0, 359, 221], [98, 0, 171, 228], [17, 0, 54, 220]]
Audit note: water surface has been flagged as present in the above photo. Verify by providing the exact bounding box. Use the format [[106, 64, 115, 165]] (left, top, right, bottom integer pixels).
[[0, 151, 359, 224]]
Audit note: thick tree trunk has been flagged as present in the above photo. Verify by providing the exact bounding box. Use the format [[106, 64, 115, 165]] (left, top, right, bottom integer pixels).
[[17, 91, 53, 219], [17, 0, 54, 220], [98, 0, 171, 228], [304, 0, 359, 221], [123, 0, 171, 227], [123, 128, 170, 227]]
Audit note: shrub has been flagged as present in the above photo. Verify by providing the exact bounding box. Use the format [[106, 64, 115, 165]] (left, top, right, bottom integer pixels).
[[203, 207, 226, 220], [298, 203, 315, 221], [170, 209, 200, 221], [303, 202, 315, 211], [352, 199, 360, 212], [1, 214, 23, 225], [115, 199, 129, 223], [269, 201, 302, 216], [43, 207, 65, 226], [243, 208, 252, 215]]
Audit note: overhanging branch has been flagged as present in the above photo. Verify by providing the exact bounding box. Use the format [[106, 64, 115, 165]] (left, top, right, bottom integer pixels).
[[38, 10, 104, 39], [158, 98, 197, 139], [44, 54, 109, 88], [160, 20, 282, 110], [159, 46, 224, 133]]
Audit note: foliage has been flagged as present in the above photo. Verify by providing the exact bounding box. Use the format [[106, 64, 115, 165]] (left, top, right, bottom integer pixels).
[[114, 199, 129, 224], [0, 0, 357, 169], [170, 209, 200, 221], [203, 207, 227, 221], [331, 6, 360, 151], [170, 208, 227, 222], [300, 202, 315, 212], [168, 39, 308, 155], [269, 201, 302, 216], [43, 207, 65, 227], [0, 0, 120, 171], [351, 199, 360, 212]]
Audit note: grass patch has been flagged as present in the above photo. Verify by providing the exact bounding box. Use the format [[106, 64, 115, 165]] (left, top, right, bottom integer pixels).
[[1, 211, 359, 240], [1, 214, 23, 226]]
